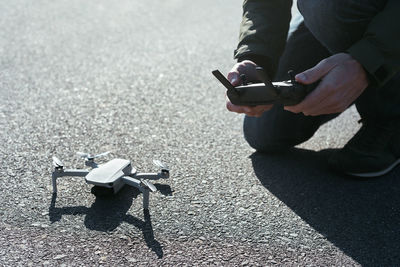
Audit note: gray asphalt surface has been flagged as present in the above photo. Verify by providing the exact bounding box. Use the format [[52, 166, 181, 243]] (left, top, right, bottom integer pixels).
[[1, 0, 399, 266]]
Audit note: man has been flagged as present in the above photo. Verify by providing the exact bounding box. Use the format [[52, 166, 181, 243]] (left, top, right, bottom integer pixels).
[[226, 0, 400, 177]]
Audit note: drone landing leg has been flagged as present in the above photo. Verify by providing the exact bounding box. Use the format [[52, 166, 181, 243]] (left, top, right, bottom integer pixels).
[[52, 172, 58, 194], [52, 170, 89, 194], [122, 176, 153, 210]]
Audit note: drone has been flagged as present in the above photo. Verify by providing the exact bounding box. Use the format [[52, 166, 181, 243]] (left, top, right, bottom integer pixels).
[[51, 152, 169, 210]]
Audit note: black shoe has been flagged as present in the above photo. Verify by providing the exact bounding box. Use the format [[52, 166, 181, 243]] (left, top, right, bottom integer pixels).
[[328, 119, 400, 178]]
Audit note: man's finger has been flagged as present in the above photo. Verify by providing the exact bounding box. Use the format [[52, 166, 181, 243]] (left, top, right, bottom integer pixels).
[[226, 100, 256, 114], [301, 96, 331, 116], [284, 81, 331, 114], [245, 105, 273, 117], [226, 101, 244, 113], [227, 71, 240, 86], [295, 57, 336, 84], [284, 91, 315, 113], [284, 104, 300, 113]]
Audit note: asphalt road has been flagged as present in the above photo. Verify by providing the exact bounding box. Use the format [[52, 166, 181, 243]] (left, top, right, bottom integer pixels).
[[1, 0, 399, 266]]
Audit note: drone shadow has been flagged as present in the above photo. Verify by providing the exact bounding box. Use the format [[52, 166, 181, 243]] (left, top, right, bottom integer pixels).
[[49, 183, 172, 259], [250, 148, 400, 266], [154, 184, 173, 196]]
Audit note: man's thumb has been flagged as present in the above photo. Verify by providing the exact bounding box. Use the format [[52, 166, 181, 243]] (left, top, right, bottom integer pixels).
[[295, 59, 333, 84], [227, 71, 240, 86]]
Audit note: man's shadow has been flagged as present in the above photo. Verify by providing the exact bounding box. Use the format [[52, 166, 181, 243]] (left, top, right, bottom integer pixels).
[[49, 184, 173, 259], [251, 148, 400, 267]]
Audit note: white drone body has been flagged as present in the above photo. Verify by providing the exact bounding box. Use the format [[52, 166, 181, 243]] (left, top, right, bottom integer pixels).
[[52, 152, 169, 210]]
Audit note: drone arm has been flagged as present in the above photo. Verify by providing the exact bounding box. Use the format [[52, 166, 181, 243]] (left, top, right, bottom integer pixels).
[[143, 190, 150, 210], [132, 172, 168, 180], [121, 176, 142, 190], [121, 176, 151, 210], [52, 169, 89, 194]]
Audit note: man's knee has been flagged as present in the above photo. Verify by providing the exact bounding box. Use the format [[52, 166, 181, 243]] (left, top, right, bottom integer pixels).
[[243, 113, 317, 153], [243, 124, 292, 153], [242, 106, 339, 153]]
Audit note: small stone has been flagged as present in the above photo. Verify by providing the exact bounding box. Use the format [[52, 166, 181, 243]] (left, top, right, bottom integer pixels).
[[53, 254, 67, 260], [125, 257, 137, 263], [119, 235, 128, 240]]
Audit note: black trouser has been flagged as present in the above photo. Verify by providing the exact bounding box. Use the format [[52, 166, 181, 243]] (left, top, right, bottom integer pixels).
[[243, 0, 400, 152]]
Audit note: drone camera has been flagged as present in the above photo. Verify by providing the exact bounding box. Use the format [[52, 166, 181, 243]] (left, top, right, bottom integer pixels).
[[85, 160, 95, 167]]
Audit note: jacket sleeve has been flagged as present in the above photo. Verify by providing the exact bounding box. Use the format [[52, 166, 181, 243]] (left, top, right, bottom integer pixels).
[[234, 0, 293, 78], [347, 0, 400, 87]]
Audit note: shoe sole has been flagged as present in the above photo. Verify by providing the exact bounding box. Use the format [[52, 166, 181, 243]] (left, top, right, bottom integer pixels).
[[347, 158, 400, 178]]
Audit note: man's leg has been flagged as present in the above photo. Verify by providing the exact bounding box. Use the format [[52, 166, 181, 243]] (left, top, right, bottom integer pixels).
[[243, 23, 338, 152], [298, 0, 400, 177], [298, 0, 387, 54]]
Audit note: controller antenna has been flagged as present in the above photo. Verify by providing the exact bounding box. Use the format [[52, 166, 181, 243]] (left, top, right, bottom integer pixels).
[[288, 70, 296, 84], [255, 67, 270, 84], [211, 70, 240, 94], [240, 74, 248, 85]]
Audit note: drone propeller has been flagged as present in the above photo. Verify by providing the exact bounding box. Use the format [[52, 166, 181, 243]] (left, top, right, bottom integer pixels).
[[77, 151, 110, 160], [141, 179, 157, 192], [93, 151, 110, 158], [52, 156, 64, 169], [76, 152, 90, 158], [153, 159, 169, 171]]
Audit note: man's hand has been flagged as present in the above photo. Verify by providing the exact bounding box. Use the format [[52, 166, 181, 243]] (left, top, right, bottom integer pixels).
[[226, 60, 273, 117], [285, 53, 369, 116]]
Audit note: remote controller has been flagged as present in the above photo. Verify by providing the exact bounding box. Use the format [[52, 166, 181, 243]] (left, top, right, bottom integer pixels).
[[212, 67, 315, 106]]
